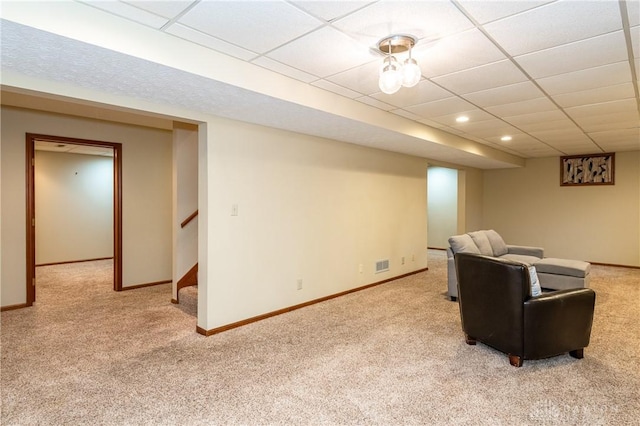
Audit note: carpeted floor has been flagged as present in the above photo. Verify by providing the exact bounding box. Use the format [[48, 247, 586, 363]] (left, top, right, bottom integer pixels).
[[1, 251, 638, 425]]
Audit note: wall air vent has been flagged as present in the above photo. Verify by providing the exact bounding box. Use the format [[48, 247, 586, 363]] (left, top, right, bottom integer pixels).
[[375, 259, 390, 274]]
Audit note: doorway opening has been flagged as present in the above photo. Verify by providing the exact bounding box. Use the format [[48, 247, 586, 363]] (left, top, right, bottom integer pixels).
[[26, 133, 123, 305], [427, 166, 459, 249]]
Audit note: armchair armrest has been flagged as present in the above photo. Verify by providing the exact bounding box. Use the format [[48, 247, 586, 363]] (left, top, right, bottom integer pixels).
[[507, 244, 544, 258], [523, 288, 595, 358]]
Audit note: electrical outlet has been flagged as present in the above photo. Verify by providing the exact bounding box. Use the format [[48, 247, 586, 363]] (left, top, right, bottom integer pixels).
[[297, 279, 303, 290], [401, 256, 405, 265], [231, 204, 238, 216], [359, 264, 363, 274], [412, 254, 415, 261]]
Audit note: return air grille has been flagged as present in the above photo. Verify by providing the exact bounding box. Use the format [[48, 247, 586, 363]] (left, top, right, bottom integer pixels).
[[375, 259, 390, 273]]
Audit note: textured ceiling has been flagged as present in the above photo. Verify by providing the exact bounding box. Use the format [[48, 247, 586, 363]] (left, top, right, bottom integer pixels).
[[1, 0, 639, 169]]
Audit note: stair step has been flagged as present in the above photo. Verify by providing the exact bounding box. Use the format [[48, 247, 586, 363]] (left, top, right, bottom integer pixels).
[[175, 285, 197, 317]]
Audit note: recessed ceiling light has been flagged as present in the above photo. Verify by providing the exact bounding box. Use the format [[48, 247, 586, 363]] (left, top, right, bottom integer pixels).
[[456, 116, 469, 123], [501, 136, 512, 142]]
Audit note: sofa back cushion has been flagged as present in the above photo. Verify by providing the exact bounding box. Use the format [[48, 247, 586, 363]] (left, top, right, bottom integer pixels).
[[448, 234, 480, 255], [485, 229, 508, 257], [468, 231, 494, 256]]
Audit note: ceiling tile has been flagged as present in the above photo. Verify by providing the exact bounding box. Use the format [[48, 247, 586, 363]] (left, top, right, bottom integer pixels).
[[456, 1, 554, 25], [486, 97, 558, 117], [267, 26, 375, 78], [391, 109, 424, 122], [416, 118, 449, 129], [564, 98, 638, 119], [503, 109, 568, 126], [515, 31, 629, 78], [471, 126, 524, 140], [165, 23, 257, 61], [290, 1, 374, 22], [627, 2, 640, 27], [632, 26, 640, 58], [536, 61, 632, 95], [512, 145, 562, 157], [332, 0, 474, 46], [177, 0, 323, 53], [325, 61, 381, 96], [432, 110, 497, 127], [552, 83, 636, 108], [555, 143, 604, 155], [529, 128, 590, 142], [404, 97, 476, 118], [489, 135, 550, 155], [252, 56, 318, 83], [78, 0, 169, 28], [448, 118, 510, 133], [595, 140, 640, 152], [370, 80, 452, 108], [312, 80, 362, 99], [418, 28, 506, 78], [516, 118, 581, 133], [573, 112, 640, 132], [588, 128, 640, 145], [431, 60, 528, 94], [463, 81, 545, 107], [356, 96, 396, 111], [482, 0, 622, 56], [123, 1, 195, 19]]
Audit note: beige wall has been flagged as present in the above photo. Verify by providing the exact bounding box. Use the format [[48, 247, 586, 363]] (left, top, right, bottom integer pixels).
[[483, 152, 640, 266], [35, 151, 113, 264], [460, 167, 484, 233], [1, 106, 173, 307], [200, 117, 429, 330]]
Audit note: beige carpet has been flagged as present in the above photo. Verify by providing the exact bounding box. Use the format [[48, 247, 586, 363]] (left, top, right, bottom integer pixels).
[[1, 251, 639, 425]]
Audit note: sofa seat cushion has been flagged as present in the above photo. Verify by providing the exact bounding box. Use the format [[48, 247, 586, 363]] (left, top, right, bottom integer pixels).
[[534, 258, 590, 278], [500, 254, 541, 265]]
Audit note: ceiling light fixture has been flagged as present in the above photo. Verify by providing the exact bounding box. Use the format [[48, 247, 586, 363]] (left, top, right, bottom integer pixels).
[[377, 34, 421, 95], [456, 116, 470, 123], [501, 136, 512, 142]]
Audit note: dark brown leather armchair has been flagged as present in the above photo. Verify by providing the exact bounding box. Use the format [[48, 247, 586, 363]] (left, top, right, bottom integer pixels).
[[455, 252, 596, 367]]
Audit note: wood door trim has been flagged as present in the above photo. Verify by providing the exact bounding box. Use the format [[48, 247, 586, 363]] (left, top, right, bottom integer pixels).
[[26, 133, 124, 305]]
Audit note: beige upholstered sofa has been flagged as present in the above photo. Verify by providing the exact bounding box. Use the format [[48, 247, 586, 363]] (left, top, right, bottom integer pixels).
[[447, 230, 590, 301]]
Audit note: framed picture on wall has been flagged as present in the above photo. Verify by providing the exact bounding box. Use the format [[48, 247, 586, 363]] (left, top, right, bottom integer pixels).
[[560, 153, 615, 186]]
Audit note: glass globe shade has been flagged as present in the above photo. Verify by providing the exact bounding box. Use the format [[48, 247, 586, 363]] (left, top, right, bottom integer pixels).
[[379, 67, 402, 94], [379, 55, 399, 72], [402, 58, 421, 87]]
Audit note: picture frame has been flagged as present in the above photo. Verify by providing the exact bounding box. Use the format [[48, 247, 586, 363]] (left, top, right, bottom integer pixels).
[[560, 153, 615, 186]]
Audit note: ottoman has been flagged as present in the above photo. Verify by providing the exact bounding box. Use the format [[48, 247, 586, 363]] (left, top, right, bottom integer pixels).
[[534, 257, 591, 290]]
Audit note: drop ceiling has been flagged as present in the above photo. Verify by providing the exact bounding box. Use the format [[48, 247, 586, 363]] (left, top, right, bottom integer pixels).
[[1, 0, 639, 169]]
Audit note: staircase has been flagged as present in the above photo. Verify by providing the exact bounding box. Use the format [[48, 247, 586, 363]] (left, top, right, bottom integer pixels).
[[172, 263, 197, 317]]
